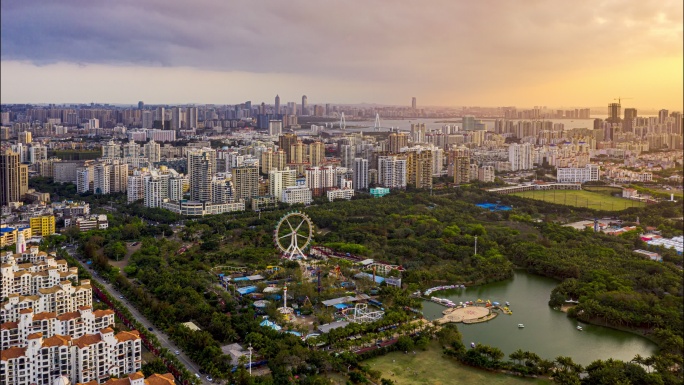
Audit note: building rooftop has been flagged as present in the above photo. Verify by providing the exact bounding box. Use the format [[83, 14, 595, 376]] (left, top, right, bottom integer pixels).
[[317, 320, 350, 334]]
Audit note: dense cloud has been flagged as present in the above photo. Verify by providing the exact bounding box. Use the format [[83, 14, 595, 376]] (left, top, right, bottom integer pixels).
[[1, 1, 682, 106]]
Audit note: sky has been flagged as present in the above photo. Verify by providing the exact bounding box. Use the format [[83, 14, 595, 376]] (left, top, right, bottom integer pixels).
[[1, 0, 682, 110]]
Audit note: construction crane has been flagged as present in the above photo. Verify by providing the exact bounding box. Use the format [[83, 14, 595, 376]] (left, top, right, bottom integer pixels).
[[614, 97, 633, 105]]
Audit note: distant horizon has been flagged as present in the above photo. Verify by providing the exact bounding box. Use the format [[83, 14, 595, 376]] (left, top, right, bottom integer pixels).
[[0, 100, 676, 114]]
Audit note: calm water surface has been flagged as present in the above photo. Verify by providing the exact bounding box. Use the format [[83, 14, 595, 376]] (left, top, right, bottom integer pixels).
[[421, 270, 657, 366]]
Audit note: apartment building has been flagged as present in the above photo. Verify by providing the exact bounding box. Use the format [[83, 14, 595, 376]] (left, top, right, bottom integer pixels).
[[0, 328, 141, 385], [1, 306, 115, 350], [377, 156, 407, 189], [268, 168, 297, 201], [29, 216, 56, 237], [1, 249, 92, 323]]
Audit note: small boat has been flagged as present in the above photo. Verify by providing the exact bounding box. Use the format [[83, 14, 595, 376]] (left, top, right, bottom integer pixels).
[[505, 301, 510, 306], [518, 324, 525, 328], [576, 326, 583, 331], [470, 342, 476, 348]]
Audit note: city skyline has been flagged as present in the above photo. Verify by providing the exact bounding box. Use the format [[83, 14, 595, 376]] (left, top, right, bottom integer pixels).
[[1, 1, 683, 110]]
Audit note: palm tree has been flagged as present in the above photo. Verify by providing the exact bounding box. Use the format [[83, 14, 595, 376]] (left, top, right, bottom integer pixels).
[[509, 349, 525, 366]]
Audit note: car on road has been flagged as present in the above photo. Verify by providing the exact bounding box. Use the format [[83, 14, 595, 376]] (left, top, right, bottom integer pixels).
[[175, 350, 180, 355], [194, 373, 200, 379], [119, 296, 124, 299], [206, 375, 213, 382], [148, 327, 153, 331]]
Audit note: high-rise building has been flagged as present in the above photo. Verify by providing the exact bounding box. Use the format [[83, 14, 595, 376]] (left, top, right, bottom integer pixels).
[[269, 168, 296, 201], [377, 156, 407, 189], [410, 123, 426, 143], [624, 108, 637, 121], [509, 143, 534, 171], [308, 141, 325, 167], [623, 108, 637, 132], [388, 133, 408, 154], [353, 158, 369, 190], [671, 112, 683, 135], [233, 166, 259, 202], [18, 131, 32, 144], [93, 163, 110, 195], [138, 101, 144, 109], [76, 165, 93, 194], [275, 95, 281, 114], [301, 95, 308, 116], [187, 148, 217, 202], [451, 147, 471, 184], [171, 107, 182, 130], [101, 141, 121, 159], [211, 178, 234, 204], [405, 150, 433, 189], [340, 144, 355, 168], [260, 148, 287, 174], [477, 165, 495, 183], [127, 171, 145, 203], [144, 140, 161, 163], [155, 106, 165, 122], [1, 150, 28, 206], [108, 160, 128, 193], [279, 133, 298, 163], [462, 115, 477, 131], [142, 111, 154, 128], [28, 144, 48, 164], [658, 109, 669, 124], [122, 141, 141, 159], [88, 118, 99, 129], [290, 140, 307, 164], [607, 103, 621, 124], [305, 166, 337, 196], [412, 97, 417, 110], [185, 107, 198, 129], [268, 120, 283, 136]]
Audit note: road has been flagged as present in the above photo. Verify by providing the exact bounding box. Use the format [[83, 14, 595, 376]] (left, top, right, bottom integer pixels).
[[65, 247, 212, 385]]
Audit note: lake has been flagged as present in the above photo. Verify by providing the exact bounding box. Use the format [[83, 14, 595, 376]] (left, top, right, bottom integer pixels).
[[421, 270, 658, 366]]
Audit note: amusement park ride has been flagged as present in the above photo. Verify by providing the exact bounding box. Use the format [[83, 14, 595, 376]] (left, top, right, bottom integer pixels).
[[277, 284, 294, 320], [274, 211, 314, 260]]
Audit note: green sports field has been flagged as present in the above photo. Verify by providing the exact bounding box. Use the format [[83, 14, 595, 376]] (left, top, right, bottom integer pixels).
[[511, 189, 644, 211], [364, 342, 551, 385]]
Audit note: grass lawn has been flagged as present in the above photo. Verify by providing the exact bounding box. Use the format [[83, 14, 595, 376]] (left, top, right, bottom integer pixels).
[[364, 342, 552, 385], [511, 189, 644, 211]]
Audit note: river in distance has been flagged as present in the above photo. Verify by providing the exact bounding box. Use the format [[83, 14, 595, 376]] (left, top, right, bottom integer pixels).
[[421, 270, 657, 366]]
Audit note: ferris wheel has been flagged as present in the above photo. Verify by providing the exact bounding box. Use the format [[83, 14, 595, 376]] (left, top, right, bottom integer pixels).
[[274, 211, 314, 260]]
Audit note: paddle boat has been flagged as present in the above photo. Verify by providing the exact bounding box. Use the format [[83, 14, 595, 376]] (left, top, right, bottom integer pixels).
[[518, 324, 525, 328], [577, 325, 583, 331]]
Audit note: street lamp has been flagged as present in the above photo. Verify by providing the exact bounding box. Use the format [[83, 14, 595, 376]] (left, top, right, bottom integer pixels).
[[248, 343, 253, 375]]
